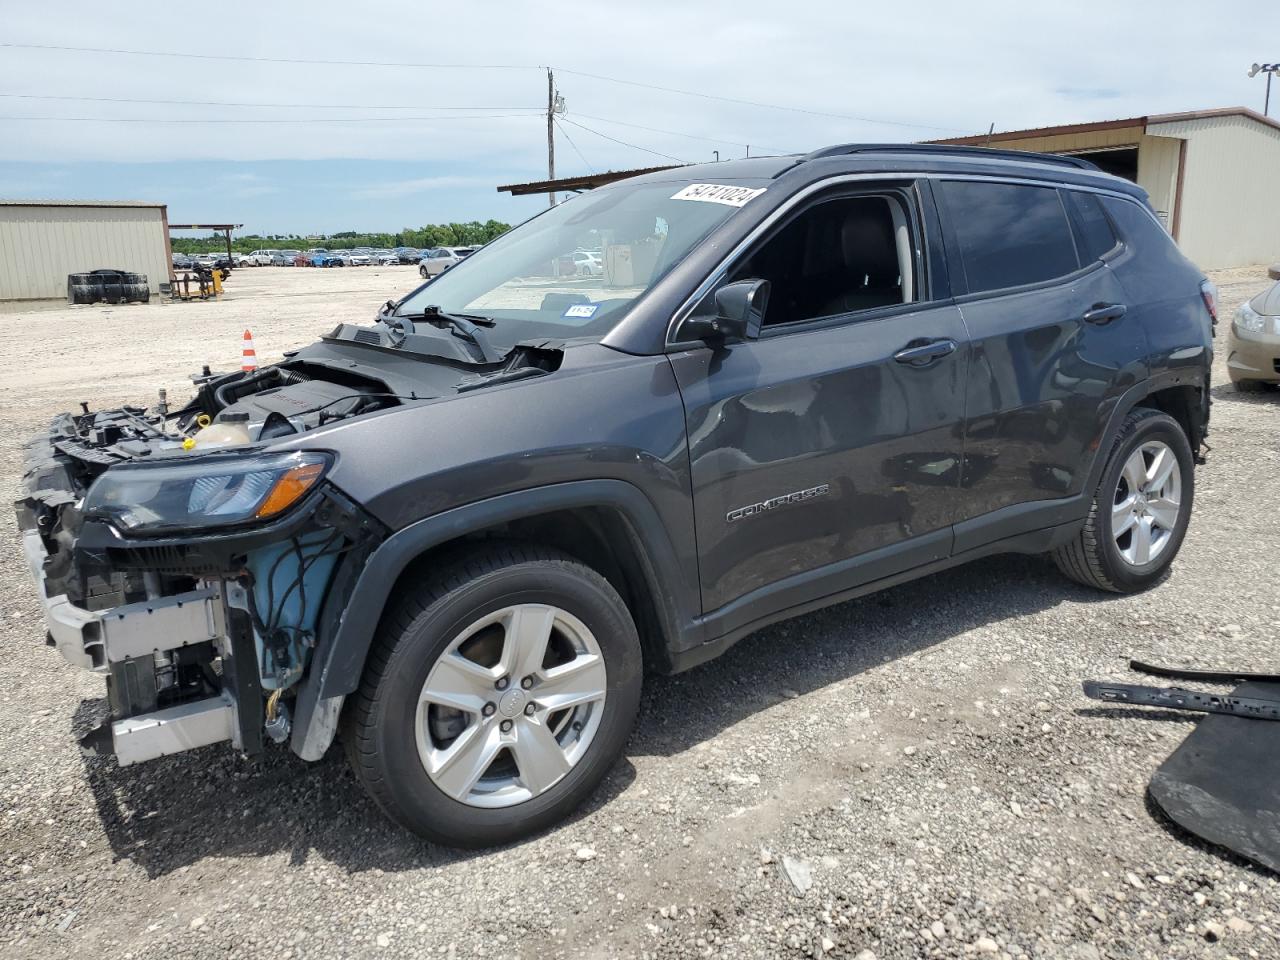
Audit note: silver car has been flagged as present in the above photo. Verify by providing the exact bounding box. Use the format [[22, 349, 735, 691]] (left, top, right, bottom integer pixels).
[[418, 247, 474, 278]]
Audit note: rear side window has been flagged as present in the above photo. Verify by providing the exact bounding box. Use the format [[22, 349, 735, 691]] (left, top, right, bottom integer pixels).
[[939, 181, 1080, 294], [1064, 190, 1119, 263]]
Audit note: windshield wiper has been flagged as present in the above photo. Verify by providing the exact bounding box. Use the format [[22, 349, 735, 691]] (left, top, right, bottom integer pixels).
[[383, 304, 501, 363]]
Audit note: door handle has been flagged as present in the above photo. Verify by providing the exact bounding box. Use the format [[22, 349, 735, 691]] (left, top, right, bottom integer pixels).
[[893, 338, 957, 366], [1083, 303, 1127, 325]]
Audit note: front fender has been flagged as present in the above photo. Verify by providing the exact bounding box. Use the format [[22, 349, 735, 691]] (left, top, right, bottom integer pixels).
[[289, 479, 695, 760]]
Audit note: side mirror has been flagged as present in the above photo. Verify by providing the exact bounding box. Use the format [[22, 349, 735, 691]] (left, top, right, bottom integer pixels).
[[1269, 263, 1280, 281], [682, 278, 770, 343]]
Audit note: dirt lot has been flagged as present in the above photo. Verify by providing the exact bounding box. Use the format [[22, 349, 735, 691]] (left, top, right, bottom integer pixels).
[[1, 265, 1278, 960]]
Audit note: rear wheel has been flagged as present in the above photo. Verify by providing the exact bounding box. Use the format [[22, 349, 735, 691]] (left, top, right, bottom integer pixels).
[[344, 543, 642, 847], [1052, 408, 1193, 593]]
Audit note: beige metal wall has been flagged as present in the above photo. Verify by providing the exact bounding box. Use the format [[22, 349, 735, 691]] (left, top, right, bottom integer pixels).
[[0, 204, 171, 300], [1146, 114, 1280, 269], [1134, 135, 1181, 229]]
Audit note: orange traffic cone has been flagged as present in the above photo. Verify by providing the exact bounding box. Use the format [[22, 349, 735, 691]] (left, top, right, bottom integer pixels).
[[242, 329, 258, 371]]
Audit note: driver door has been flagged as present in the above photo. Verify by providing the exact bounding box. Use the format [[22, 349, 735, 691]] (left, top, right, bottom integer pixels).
[[669, 184, 970, 628]]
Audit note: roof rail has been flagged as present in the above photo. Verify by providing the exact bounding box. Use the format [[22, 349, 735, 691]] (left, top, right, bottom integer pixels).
[[796, 143, 1100, 171]]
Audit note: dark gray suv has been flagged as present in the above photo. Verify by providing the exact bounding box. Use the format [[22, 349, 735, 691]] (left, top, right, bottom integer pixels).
[[17, 145, 1215, 846]]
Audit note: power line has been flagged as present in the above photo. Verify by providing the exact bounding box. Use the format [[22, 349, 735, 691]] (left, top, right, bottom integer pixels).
[[554, 118, 594, 172], [571, 112, 791, 155], [558, 118, 688, 165], [0, 113, 542, 124], [0, 41, 967, 133], [555, 68, 967, 134], [0, 42, 536, 71], [0, 92, 541, 111]]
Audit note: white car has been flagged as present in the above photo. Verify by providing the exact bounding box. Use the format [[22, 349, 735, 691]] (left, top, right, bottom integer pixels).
[[348, 252, 372, 267], [242, 249, 278, 266], [573, 251, 603, 277], [375, 250, 399, 266], [418, 247, 474, 278]]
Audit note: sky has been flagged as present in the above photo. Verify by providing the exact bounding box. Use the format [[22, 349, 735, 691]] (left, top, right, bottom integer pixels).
[[1, 0, 1276, 236]]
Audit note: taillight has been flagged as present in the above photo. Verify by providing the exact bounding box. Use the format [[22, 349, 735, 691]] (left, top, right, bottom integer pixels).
[[1200, 279, 1218, 322]]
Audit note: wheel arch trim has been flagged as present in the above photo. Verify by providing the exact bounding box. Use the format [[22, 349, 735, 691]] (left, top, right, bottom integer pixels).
[[311, 479, 691, 703], [1085, 368, 1208, 495]]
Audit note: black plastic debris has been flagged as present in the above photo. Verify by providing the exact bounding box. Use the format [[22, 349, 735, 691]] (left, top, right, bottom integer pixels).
[[1083, 661, 1280, 875]]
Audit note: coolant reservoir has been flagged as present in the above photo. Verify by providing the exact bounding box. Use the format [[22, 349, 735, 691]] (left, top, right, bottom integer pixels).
[[191, 411, 251, 449]]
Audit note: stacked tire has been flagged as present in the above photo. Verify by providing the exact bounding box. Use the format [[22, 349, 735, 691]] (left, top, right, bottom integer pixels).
[[67, 269, 151, 305]]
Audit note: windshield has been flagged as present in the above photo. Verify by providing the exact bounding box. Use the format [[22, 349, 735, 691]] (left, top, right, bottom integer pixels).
[[395, 177, 766, 345]]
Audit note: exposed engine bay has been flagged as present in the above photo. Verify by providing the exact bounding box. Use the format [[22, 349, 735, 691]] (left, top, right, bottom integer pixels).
[[15, 315, 563, 765]]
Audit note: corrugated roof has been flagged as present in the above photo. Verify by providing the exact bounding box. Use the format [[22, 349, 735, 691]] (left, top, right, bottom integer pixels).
[[929, 106, 1280, 146], [0, 199, 166, 209]]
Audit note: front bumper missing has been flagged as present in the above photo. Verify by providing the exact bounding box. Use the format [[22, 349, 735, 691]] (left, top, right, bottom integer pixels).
[[23, 528, 225, 670], [22, 526, 242, 765]]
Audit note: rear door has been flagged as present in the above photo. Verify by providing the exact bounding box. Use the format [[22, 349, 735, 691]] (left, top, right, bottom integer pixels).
[[670, 182, 970, 622], [934, 179, 1145, 550]]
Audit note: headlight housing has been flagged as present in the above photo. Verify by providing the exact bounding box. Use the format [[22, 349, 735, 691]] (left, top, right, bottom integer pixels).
[[83, 451, 331, 534], [1234, 300, 1268, 334]]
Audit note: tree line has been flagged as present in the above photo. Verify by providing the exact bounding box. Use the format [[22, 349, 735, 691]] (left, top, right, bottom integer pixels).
[[170, 219, 511, 255]]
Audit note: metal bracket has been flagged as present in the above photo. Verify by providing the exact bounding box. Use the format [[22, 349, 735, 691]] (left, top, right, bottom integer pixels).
[[101, 588, 224, 663]]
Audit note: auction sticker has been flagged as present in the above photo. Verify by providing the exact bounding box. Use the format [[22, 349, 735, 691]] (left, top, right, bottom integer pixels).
[[562, 303, 599, 320], [670, 183, 767, 207]]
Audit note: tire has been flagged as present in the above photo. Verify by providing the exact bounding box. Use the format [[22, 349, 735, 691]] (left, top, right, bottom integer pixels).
[[67, 283, 96, 304], [1052, 407, 1194, 593], [343, 542, 643, 847], [419, 266, 428, 278]]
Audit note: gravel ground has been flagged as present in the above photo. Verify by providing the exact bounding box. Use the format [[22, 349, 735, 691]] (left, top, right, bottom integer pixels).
[[1, 265, 1278, 960]]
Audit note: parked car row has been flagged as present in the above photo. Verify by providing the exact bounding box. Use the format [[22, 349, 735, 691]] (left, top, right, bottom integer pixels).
[[172, 246, 485, 271]]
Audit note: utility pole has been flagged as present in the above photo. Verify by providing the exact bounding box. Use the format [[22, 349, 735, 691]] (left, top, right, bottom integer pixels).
[[546, 68, 557, 207]]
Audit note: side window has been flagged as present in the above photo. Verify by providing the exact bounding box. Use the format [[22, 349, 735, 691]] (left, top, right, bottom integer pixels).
[[717, 194, 916, 328], [939, 181, 1080, 294], [1064, 190, 1119, 263]]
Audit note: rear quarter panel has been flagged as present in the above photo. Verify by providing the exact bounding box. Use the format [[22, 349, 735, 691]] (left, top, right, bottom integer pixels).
[[1102, 196, 1213, 380]]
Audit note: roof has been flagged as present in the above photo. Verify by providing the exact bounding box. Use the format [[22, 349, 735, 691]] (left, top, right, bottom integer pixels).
[[930, 106, 1280, 145], [0, 198, 166, 209]]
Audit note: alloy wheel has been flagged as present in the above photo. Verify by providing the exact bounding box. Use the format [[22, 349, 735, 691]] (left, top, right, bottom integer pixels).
[[1112, 439, 1182, 565], [415, 604, 607, 808]]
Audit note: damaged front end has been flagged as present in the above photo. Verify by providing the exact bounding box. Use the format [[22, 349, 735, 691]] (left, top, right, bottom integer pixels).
[[16, 364, 387, 767]]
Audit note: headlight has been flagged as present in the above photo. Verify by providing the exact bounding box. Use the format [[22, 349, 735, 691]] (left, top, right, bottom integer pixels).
[[1234, 300, 1268, 334], [83, 451, 330, 534]]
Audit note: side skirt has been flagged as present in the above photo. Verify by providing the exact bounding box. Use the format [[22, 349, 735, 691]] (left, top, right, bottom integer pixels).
[[668, 518, 1082, 674]]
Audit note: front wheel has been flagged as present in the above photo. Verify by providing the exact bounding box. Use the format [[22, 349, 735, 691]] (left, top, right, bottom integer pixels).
[[343, 543, 642, 847], [1052, 407, 1194, 593]]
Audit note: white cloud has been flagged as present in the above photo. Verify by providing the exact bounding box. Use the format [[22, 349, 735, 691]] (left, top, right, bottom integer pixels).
[[353, 175, 498, 199], [2, 0, 1276, 170], [0, 0, 1275, 229]]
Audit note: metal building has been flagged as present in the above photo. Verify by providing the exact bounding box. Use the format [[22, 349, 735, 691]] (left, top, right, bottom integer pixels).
[[0, 200, 172, 301], [933, 107, 1280, 269]]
